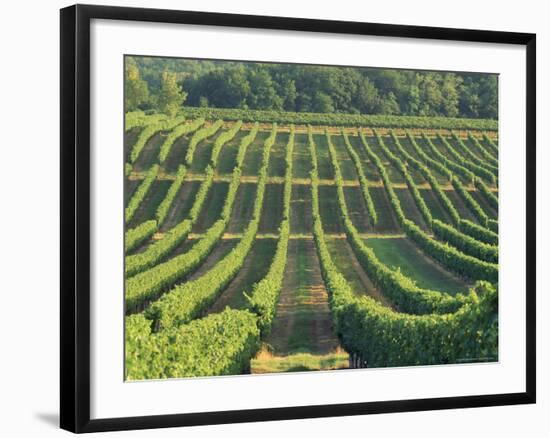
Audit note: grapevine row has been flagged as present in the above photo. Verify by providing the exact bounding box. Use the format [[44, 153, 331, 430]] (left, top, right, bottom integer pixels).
[[451, 132, 499, 174], [420, 133, 475, 184], [467, 132, 499, 165], [451, 177, 489, 227], [125, 122, 259, 278], [392, 132, 460, 225], [245, 125, 293, 335], [125, 166, 215, 277], [236, 122, 260, 167], [125, 111, 167, 131], [185, 119, 224, 165], [474, 178, 499, 211], [125, 165, 187, 254], [340, 129, 378, 225], [179, 106, 498, 130], [125, 164, 159, 224], [311, 139, 498, 367], [374, 131, 433, 227], [326, 131, 467, 314], [125, 166, 239, 312], [459, 219, 498, 245], [129, 117, 185, 164], [145, 126, 278, 328], [125, 220, 157, 253], [157, 117, 205, 163], [155, 165, 187, 226], [210, 121, 243, 167], [389, 133, 498, 262], [125, 308, 259, 379], [405, 132, 452, 182], [437, 134, 497, 184], [403, 132, 498, 243], [432, 220, 498, 263], [482, 133, 499, 156], [360, 133, 498, 282]]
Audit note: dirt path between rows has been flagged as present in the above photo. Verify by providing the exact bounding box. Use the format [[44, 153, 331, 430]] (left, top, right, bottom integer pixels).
[[265, 239, 340, 356], [160, 181, 197, 232]]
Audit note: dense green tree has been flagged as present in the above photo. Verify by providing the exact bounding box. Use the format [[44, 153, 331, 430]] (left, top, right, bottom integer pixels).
[[477, 75, 498, 118], [127, 56, 498, 119], [312, 91, 335, 113], [280, 79, 297, 111], [378, 92, 400, 115], [355, 77, 381, 114], [188, 67, 250, 108], [157, 71, 187, 117], [125, 58, 150, 111], [247, 68, 283, 110], [441, 74, 462, 117]]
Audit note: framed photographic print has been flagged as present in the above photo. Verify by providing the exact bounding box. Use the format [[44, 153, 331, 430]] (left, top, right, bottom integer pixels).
[[60, 4, 536, 433]]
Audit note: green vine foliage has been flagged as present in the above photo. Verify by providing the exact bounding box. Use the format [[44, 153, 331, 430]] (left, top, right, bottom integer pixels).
[[309, 138, 497, 367], [185, 119, 224, 165], [143, 126, 277, 328], [130, 117, 185, 164], [125, 309, 260, 380], [158, 117, 205, 163], [180, 106, 498, 130], [125, 164, 159, 224]]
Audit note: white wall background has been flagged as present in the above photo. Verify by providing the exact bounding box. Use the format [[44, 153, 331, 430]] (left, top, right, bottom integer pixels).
[[0, 0, 546, 436]]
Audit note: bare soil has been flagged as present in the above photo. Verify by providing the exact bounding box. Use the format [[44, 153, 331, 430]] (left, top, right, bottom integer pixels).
[[265, 239, 340, 356]]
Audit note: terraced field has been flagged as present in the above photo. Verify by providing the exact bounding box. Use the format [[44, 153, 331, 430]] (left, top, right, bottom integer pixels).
[[124, 112, 499, 380]]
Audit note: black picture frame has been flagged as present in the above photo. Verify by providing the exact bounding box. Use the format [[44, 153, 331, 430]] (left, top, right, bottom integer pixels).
[[60, 4, 536, 433]]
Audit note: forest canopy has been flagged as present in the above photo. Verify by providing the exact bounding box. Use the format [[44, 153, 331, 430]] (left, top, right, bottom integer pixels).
[[125, 56, 498, 119]]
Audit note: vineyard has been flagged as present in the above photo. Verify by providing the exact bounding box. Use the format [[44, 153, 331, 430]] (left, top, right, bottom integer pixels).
[[124, 110, 499, 380]]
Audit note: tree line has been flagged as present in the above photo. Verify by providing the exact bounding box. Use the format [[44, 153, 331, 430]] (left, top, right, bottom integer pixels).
[[125, 56, 497, 119]]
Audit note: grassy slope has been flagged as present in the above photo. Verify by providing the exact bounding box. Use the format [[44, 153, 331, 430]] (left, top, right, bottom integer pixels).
[[364, 236, 469, 295]]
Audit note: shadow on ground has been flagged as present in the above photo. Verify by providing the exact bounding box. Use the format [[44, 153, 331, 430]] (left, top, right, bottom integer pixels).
[[35, 412, 58, 429]]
